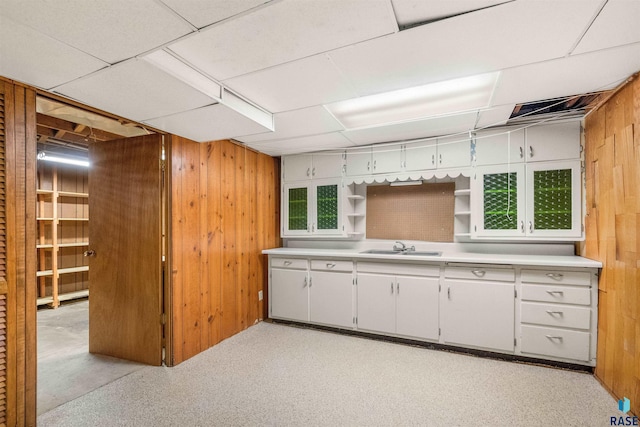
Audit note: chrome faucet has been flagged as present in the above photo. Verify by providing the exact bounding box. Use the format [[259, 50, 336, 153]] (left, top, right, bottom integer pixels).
[[393, 241, 415, 252]]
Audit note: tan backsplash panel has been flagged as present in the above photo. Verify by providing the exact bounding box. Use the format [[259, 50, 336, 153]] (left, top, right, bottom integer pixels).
[[366, 182, 455, 242]]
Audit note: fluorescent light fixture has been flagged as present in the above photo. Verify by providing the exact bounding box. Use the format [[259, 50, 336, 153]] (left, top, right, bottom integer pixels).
[[390, 180, 422, 187], [142, 50, 222, 100], [325, 72, 500, 129], [37, 152, 89, 168]]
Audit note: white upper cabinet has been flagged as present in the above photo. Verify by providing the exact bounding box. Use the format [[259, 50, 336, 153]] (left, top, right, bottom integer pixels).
[[283, 152, 344, 182], [437, 135, 471, 169], [312, 151, 345, 179], [346, 147, 372, 176], [283, 154, 313, 181], [404, 140, 437, 171], [371, 144, 403, 174], [525, 121, 580, 162], [475, 128, 525, 166]]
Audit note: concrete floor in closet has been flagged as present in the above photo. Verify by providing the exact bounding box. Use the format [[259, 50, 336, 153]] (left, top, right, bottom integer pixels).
[[37, 299, 145, 415]]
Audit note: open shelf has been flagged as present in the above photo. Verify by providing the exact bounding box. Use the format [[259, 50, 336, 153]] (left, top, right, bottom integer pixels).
[[454, 189, 471, 196], [58, 191, 89, 198], [346, 195, 365, 200], [37, 289, 89, 307], [37, 162, 89, 308]]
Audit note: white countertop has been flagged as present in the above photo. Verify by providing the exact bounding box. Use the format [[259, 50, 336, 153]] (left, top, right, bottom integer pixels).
[[262, 247, 602, 268]]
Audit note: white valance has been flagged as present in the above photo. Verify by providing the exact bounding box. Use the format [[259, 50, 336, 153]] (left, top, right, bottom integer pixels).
[[344, 168, 472, 185]]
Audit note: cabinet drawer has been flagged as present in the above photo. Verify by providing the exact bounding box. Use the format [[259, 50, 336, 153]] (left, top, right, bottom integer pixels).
[[357, 262, 439, 277], [520, 325, 590, 361], [521, 269, 591, 286], [445, 266, 514, 282], [311, 259, 353, 272], [521, 302, 590, 330], [270, 257, 308, 270], [521, 284, 591, 305]]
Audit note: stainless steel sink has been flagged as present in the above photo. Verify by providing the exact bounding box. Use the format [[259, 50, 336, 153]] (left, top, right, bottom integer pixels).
[[360, 249, 441, 257]]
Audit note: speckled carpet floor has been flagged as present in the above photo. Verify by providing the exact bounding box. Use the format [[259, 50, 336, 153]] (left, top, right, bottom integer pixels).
[[38, 321, 617, 426]]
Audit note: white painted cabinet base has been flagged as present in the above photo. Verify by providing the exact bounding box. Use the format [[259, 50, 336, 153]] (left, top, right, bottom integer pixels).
[[271, 269, 308, 322], [309, 271, 353, 329]]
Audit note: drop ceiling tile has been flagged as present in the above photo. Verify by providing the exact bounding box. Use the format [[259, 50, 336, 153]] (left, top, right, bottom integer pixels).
[[236, 106, 344, 143], [0, 0, 193, 63], [158, 0, 271, 29], [168, 0, 397, 80], [342, 112, 478, 146], [246, 132, 354, 156], [391, 0, 510, 27], [329, 0, 603, 97], [54, 59, 216, 122], [475, 104, 515, 129], [223, 54, 358, 113], [145, 104, 271, 142], [492, 42, 640, 106], [574, 0, 640, 54], [0, 17, 108, 89]]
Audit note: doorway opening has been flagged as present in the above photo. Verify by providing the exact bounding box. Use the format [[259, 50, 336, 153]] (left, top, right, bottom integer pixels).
[[34, 96, 158, 415]]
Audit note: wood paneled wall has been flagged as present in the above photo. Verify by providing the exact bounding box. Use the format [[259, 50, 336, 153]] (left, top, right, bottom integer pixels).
[[583, 75, 639, 415], [169, 137, 279, 365], [0, 78, 37, 425]]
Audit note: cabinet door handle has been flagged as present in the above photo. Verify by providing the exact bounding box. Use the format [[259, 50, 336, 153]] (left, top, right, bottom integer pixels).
[[391, 282, 394, 294], [545, 310, 564, 316], [545, 335, 563, 341], [471, 269, 486, 277], [326, 262, 336, 269], [520, 221, 524, 233], [546, 290, 564, 296], [439, 154, 442, 164], [397, 283, 399, 294], [283, 260, 292, 266], [431, 154, 435, 165], [367, 161, 370, 171], [303, 276, 308, 287], [546, 273, 564, 280], [373, 160, 376, 171], [519, 146, 524, 158], [529, 145, 534, 158], [309, 277, 312, 287], [311, 223, 315, 232], [312, 167, 315, 176], [447, 287, 451, 299], [528, 221, 533, 233], [306, 167, 311, 177]]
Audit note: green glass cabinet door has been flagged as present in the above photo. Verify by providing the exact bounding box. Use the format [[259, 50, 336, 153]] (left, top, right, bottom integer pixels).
[[526, 160, 581, 237], [286, 185, 308, 233], [474, 164, 525, 237], [315, 184, 338, 231]]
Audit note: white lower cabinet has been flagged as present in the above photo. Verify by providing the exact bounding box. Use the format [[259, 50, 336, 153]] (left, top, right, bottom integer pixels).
[[518, 268, 596, 364], [442, 266, 515, 352], [268, 255, 598, 366], [309, 260, 354, 329], [357, 263, 439, 341], [271, 267, 309, 322]]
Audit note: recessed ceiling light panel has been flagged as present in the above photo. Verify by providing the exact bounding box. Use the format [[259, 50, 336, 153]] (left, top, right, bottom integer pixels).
[[325, 72, 500, 129]]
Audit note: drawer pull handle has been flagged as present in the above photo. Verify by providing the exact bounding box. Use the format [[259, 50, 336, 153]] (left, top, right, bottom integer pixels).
[[546, 273, 564, 280], [545, 310, 564, 316], [326, 263, 336, 268], [283, 260, 292, 266], [545, 335, 563, 341], [471, 269, 486, 277], [546, 290, 564, 296]]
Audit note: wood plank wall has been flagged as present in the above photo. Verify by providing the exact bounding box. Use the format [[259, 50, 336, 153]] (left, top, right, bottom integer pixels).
[[582, 75, 639, 415], [169, 136, 279, 365], [0, 78, 37, 425]]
